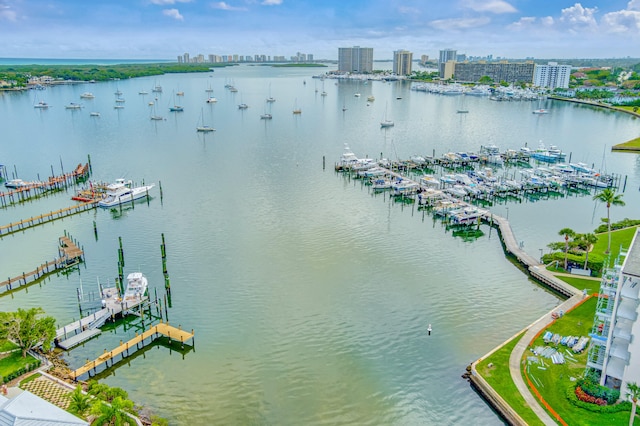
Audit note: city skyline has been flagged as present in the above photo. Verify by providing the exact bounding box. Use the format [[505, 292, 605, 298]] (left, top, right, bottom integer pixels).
[[0, 1, 638, 60]]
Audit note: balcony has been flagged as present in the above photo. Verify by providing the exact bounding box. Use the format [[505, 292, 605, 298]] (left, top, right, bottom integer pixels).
[[609, 342, 631, 362]]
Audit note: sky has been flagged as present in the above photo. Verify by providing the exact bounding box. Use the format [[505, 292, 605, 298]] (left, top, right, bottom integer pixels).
[[0, 0, 638, 60]]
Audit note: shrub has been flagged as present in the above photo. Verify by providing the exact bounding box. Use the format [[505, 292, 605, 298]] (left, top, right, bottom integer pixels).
[[577, 378, 620, 404], [566, 384, 631, 413]]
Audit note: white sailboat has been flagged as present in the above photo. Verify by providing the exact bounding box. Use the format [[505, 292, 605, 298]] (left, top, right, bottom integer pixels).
[[150, 103, 163, 121], [266, 83, 276, 103], [380, 103, 394, 128], [292, 98, 302, 114], [196, 108, 215, 132]]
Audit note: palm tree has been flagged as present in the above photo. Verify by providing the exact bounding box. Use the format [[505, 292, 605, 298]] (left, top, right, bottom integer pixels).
[[91, 396, 134, 426], [627, 382, 640, 426], [577, 233, 599, 270], [593, 189, 626, 254], [67, 385, 92, 419], [559, 227, 575, 271]]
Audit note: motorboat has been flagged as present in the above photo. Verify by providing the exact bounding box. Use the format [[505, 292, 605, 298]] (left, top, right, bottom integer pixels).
[[98, 178, 155, 208], [380, 119, 394, 128], [169, 105, 184, 112], [372, 178, 391, 190], [4, 179, 30, 189], [139, 90, 149, 95], [367, 95, 375, 102], [260, 113, 273, 120], [206, 97, 217, 103], [65, 102, 82, 109], [532, 109, 549, 114], [238, 103, 249, 110], [196, 125, 215, 132], [34, 100, 49, 109], [122, 272, 149, 306], [90, 112, 100, 117], [80, 92, 95, 99]]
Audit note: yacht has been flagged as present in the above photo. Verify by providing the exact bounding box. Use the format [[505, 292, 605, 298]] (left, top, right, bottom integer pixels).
[[206, 96, 217, 103], [65, 102, 82, 110], [34, 100, 49, 109], [98, 179, 155, 208], [80, 92, 95, 99], [4, 179, 31, 189], [122, 272, 149, 306]]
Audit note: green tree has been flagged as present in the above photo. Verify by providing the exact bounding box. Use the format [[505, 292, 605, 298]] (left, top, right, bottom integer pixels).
[[576, 233, 598, 270], [0, 307, 56, 357], [558, 228, 576, 271], [91, 396, 135, 426], [67, 385, 92, 418], [627, 382, 640, 426], [478, 75, 493, 84], [593, 189, 626, 254]]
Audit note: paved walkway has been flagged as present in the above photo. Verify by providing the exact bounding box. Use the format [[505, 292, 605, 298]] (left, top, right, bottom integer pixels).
[[508, 293, 585, 426], [20, 374, 74, 410]]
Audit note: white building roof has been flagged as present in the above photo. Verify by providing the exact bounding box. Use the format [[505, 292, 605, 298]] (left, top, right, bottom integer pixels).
[[0, 390, 88, 426]]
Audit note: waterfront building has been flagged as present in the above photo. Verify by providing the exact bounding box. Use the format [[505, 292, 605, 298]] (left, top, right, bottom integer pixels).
[[587, 228, 640, 396], [393, 50, 413, 76], [533, 62, 572, 89], [453, 61, 535, 84], [338, 46, 374, 73], [438, 49, 457, 78], [183, 53, 189, 64], [177, 55, 183, 64]]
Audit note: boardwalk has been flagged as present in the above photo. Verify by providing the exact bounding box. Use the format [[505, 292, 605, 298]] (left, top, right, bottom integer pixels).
[[0, 235, 84, 294], [71, 322, 194, 380], [0, 200, 97, 236]]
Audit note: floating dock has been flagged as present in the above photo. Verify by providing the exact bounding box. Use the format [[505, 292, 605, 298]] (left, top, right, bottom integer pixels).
[[0, 235, 84, 294], [70, 321, 194, 380]]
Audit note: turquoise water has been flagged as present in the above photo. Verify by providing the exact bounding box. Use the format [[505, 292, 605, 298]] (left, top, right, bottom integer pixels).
[[1, 65, 639, 424]]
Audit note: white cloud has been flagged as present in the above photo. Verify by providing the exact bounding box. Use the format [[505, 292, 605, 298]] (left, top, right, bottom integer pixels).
[[0, 4, 16, 21], [163, 8, 184, 20], [628, 0, 640, 12], [150, 0, 192, 4], [261, 0, 282, 5], [558, 3, 598, 29], [541, 16, 554, 27], [212, 1, 247, 11], [399, 6, 420, 15], [429, 16, 491, 30], [507, 16, 536, 30], [601, 9, 640, 33], [462, 0, 517, 14]]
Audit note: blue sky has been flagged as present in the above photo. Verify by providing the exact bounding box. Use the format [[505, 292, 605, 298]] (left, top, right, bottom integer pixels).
[[0, 0, 638, 60]]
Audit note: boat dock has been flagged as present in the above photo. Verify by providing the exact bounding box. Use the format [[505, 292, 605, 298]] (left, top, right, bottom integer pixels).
[[0, 200, 97, 236], [0, 163, 90, 207], [56, 283, 151, 349], [0, 235, 84, 294], [70, 321, 194, 380]]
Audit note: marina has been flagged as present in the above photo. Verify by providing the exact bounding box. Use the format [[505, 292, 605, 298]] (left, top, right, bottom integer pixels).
[[1, 65, 639, 425]]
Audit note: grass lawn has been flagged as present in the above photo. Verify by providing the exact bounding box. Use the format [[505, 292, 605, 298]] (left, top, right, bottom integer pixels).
[[555, 276, 601, 294], [524, 297, 630, 425], [0, 351, 38, 379], [477, 333, 544, 426], [0, 339, 19, 352], [592, 226, 639, 267]]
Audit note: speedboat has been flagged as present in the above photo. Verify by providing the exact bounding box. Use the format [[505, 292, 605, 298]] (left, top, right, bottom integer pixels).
[[98, 179, 155, 208], [206, 97, 217, 103]]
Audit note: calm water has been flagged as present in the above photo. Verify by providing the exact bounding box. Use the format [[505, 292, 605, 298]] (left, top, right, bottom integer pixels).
[[1, 65, 639, 425]]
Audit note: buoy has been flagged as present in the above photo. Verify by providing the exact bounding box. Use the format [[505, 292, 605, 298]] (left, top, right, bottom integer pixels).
[[427, 324, 432, 336]]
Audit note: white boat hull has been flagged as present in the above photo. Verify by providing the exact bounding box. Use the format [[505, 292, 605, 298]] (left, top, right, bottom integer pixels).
[[98, 184, 155, 208]]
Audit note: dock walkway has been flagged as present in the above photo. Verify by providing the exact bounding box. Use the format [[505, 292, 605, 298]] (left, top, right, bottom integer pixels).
[[71, 322, 194, 380], [0, 235, 84, 294], [0, 200, 97, 236]]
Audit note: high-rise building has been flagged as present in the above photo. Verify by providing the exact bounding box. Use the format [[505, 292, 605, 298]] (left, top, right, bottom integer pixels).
[[438, 49, 457, 78], [533, 62, 572, 89], [338, 47, 374, 73], [453, 61, 535, 84], [183, 53, 190, 64], [393, 50, 413, 76], [587, 228, 640, 396], [177, 56, 183, 64]]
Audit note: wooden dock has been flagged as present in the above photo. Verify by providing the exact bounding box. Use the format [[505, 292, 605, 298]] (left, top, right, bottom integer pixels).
[[0, 235, 84, 294], [71, 322, 194, 380], [0, 163, 90, 207], [0, 200, 97, 236]]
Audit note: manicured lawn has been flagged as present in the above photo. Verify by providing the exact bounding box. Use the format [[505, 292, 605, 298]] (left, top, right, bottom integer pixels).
[[0, 352, 38, 378], [592, 226, 639, 267], [477, 333, 544, 426], [0, 339, 19, 352], [612, 136, 640, 150], [555, 276, 601, 295], [525, 297, 630, 425]]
